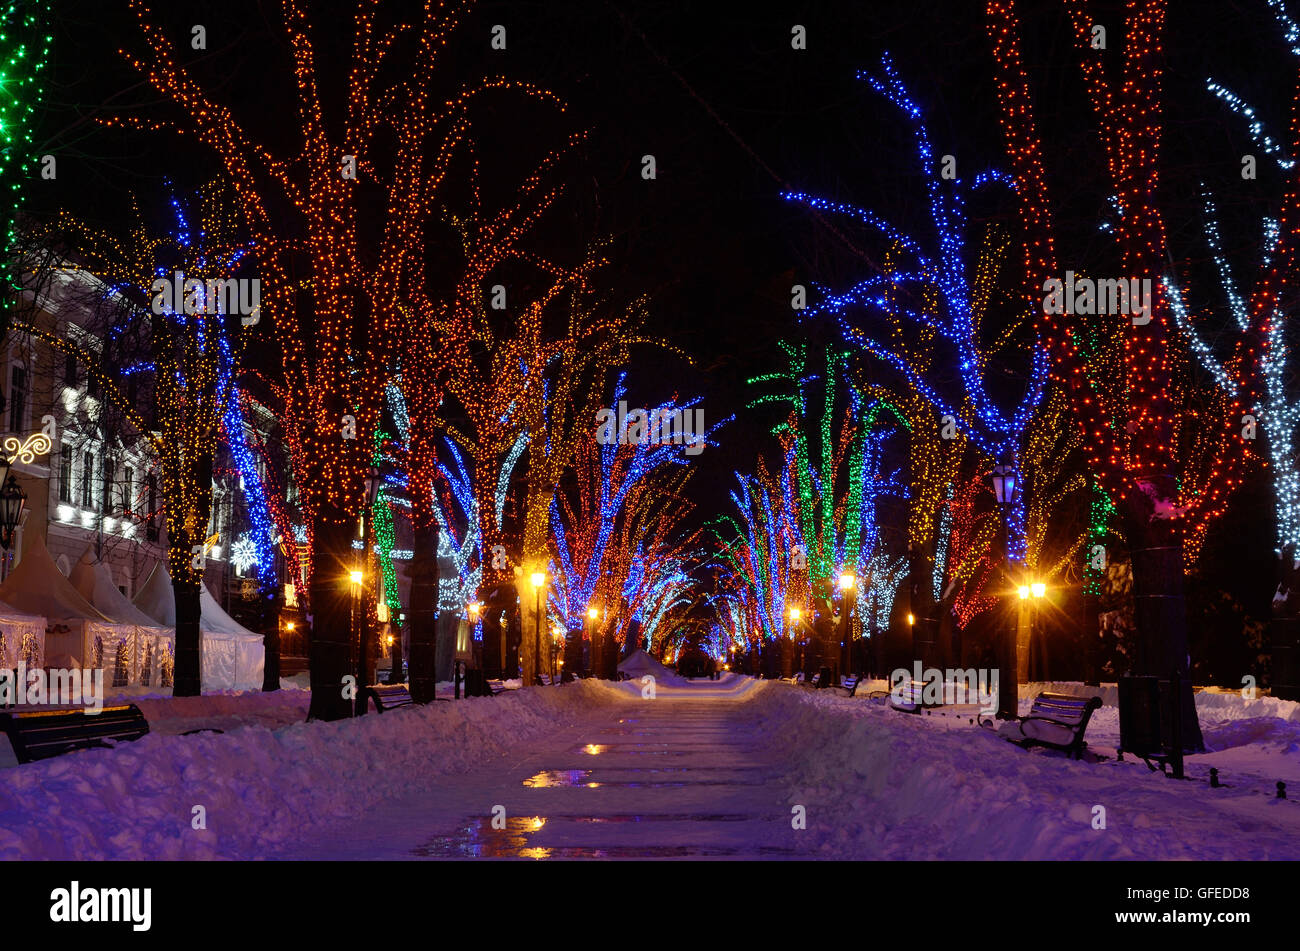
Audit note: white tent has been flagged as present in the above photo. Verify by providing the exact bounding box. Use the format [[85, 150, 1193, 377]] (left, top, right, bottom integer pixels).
[[70, 545, 175, 687], [617, 648, 671, 680], [0, 535, 136, 681], [0, 598, 46, 670], [133, 562, 264, 690]]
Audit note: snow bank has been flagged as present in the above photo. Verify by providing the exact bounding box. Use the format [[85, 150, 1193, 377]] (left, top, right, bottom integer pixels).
[[752, 682, 1300, 859], [0, 680, 622, 861]]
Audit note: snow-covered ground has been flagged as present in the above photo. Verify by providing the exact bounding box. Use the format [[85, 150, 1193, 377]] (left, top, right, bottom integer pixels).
[[758, 681, 1300, 859], [1, 675, 1297, 860]]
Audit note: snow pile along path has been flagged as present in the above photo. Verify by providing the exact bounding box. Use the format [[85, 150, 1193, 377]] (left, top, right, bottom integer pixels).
[[752, 683, 1300, 860], [0, 682, 618, 860]]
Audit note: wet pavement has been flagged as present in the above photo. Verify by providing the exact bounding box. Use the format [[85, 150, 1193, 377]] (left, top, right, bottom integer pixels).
[[286, 678, 814, 859]]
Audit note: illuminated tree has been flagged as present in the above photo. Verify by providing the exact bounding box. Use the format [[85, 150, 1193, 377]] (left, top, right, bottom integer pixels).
[[550, 376, 720, 676], [113, 0, 567, 718], [18, 187, 252, 695], [785, 57, 1046, 567], [984, 0, 1293, 746], [1171, 0, 1300, 612], [0, 0, 52, 341]]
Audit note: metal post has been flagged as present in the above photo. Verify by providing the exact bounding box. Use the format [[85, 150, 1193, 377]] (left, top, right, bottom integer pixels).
[[1168, 671, 1184, 779], [534, 588, 542, 685]]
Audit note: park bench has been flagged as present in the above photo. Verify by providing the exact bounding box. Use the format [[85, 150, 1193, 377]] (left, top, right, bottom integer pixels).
[[980, 691, 1102, 760], [887, 679, 938, 714], [0, 704, 149, 764], [364, 683, 415, 712]]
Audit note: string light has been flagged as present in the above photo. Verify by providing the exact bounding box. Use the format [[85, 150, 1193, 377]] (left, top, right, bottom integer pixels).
[[0, 1, 52, 330]]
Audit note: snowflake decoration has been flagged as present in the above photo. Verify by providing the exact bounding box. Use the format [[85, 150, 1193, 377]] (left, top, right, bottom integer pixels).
[[231, 534, 261, 576]]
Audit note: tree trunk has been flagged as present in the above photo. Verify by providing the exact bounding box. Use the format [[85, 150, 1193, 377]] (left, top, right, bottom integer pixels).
[[262, 623, 281, 692], [307, 514, 356, 720], [564, 628, 581, 680], [1121, 480, 1205, 752], [408, 519, 438, 704], [520, 583, 543, 685], [780, 637, 794, 678], [603, 629, 617, 679], [173, 577, 202, 696]]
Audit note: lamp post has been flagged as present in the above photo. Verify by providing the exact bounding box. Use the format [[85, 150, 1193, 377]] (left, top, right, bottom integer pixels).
[[0, 473, 27, 553], [530, 571, 545, 685], [991, 462, 1021, 719], [350, 465, 381, 715], [551, 624, 564, 682], [838, 572, 856, 682], [1021, 581, 1046, 680], [587, 606, 599, 677]]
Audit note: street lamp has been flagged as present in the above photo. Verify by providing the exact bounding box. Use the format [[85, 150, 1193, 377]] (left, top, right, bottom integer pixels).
[[990, 462, 1021, 719], [552, 624, 564, 682], [0, 474, 28, 552], [838, 572, 857, 682], [530, 571, 545, 685], [586, 606, 599, 677]]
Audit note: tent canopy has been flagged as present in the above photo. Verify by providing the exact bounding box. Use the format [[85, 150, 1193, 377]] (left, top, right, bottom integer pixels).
[[617, 649, 670, 679], [133, 562, 260, 638], [0, 534, 113, 623], [70, 544, 171, 631]]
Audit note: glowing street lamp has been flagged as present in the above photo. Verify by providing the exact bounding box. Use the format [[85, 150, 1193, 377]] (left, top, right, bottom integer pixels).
[[1031, 581, 1046, 599], [530, 571, 546, 684]]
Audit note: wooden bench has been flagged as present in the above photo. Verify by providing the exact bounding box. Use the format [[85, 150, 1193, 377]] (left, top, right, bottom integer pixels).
[[887, 679, 938, 714], [981, 692, 1102, 760], [0, 704, 150, 764], [364, 683, 415, 712]]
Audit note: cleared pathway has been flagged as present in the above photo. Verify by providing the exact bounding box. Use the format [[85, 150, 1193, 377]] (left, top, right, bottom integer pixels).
[[286, 676, 814, 859]]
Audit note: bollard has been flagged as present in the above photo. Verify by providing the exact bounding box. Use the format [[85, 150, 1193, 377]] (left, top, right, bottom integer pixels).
[[1209, 768, 1220, 788], [1279, 781, 1288, 800]]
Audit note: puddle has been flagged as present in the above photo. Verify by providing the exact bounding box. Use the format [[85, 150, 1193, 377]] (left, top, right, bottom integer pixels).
[[409, 815, 798, 858], [522, 769, 761, 789], [524, 769, 599, 788]]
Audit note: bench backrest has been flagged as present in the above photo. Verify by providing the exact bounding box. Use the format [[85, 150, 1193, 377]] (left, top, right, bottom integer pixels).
[[368, 684, 414, 711], [0, 704, 149, 764], [1029, 692, 1101, 727]]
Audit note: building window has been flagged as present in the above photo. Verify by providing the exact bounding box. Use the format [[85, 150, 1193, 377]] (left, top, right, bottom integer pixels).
[[59, 446, 72, 504], [64, 353, 77, 387], [8, 366, 25, 432], [81, 452, 94, 509], [123, 466, 134, 514]]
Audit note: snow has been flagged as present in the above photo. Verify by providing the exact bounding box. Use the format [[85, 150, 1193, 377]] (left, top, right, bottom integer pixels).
[[0, 680, 619, 859], [1, 674, 1297, 860]]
